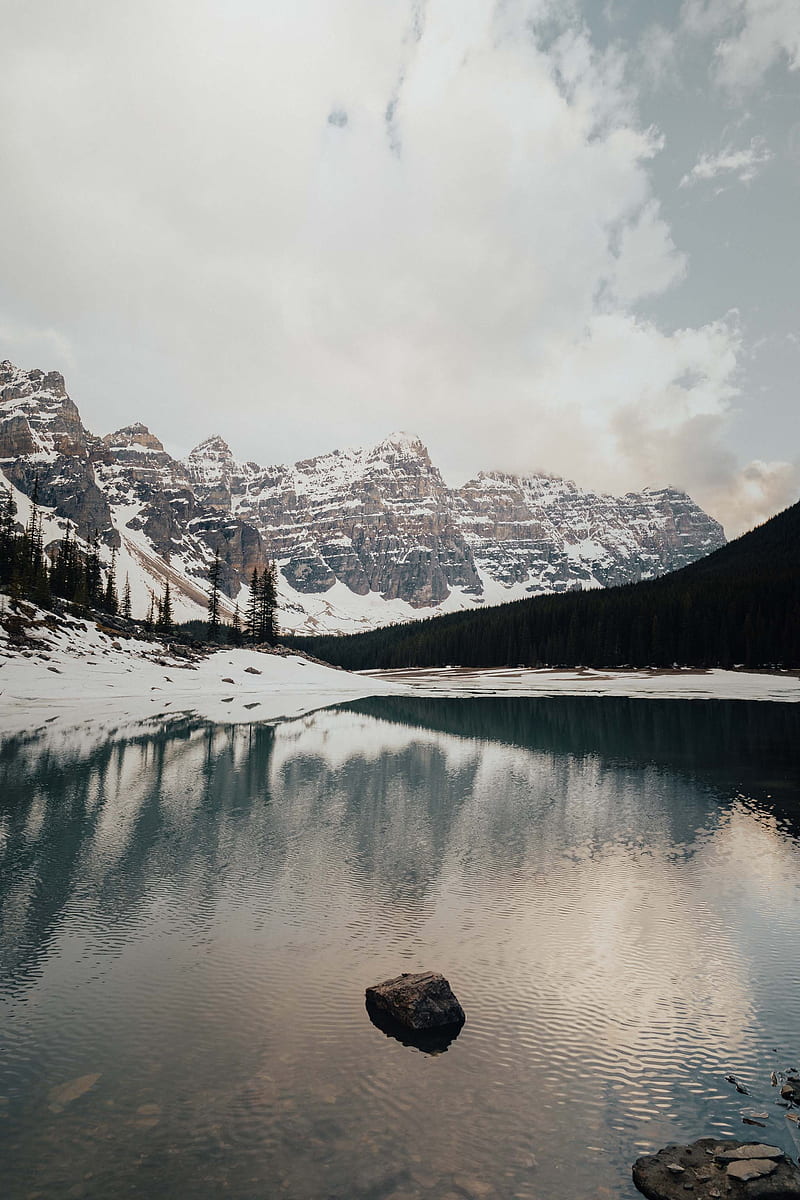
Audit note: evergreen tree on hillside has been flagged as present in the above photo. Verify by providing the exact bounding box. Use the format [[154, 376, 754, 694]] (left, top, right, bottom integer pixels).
[[50, 526, 81, 600], [85, 530, 103, 607], [103, 549, 119, 615], [259, 561, 278, 645], [246, 568, 260, 642], [158, 580, 173, 635], [122, 574, 132, 620], [207, 551, 221, 640], [230, 602, 242, 645], [23, 488, 51, 608], [0, 485, 17, 587], [144, 592, 155, 633]]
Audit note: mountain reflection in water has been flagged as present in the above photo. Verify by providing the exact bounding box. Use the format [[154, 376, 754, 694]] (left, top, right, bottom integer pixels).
[[1, 696, 799, 1200]]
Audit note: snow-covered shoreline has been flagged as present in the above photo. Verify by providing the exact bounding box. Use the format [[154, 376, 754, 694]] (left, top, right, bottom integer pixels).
[[0, 608, 407, 738], [3, 599, 799, 747], [362, 665, 800, 703]]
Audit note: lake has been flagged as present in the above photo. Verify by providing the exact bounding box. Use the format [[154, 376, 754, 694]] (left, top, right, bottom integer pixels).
[[1, 695, 799, 1199]]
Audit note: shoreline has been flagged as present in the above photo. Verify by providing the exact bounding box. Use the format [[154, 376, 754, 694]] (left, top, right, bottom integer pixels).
[[3, 602, 798, 743], [361, 665, 800, 703], [0, 607, 407, 738]]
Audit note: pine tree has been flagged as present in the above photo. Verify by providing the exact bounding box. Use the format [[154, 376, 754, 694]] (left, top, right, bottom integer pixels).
[[207, 551, 221, 640], [259, 561, 278, 645], [144, 592, 155, 633], [122, 574, 132, 620], [51, 525, 81, 602], [104, 549, 119, 615], [158, 580, 173, 634], [0, 485, 17, 587], [246, 568, 260, 642], [230, 602, 242, 645], [24, 492, 51, 608], [72, 561, 89, 608], [85, 530, 103, 607]]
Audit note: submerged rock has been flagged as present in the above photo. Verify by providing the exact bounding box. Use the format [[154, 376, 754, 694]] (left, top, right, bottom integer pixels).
[[632, 1138, 800, 1199], [47, 1072, 101, 1112], [365, 971, 465, 1033]]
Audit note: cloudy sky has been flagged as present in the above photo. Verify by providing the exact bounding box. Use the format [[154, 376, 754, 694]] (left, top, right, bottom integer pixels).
[[1, 0, 798, 533]]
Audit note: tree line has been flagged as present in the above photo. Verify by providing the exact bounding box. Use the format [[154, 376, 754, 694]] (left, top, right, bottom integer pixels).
[[204, 553, 278, 645], [289, 499, 800, 671], [1, 482, 280, 645], [0, 482, 132, 616]]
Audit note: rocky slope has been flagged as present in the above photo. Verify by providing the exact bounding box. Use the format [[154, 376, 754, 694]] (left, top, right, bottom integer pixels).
[[0, 361, 269, 621], [0, 360, 726, 632], [184, 431, 725, 627]]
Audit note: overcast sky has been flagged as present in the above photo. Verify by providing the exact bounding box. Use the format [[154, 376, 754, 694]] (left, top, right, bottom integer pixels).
[[1, 0, 798, 534]]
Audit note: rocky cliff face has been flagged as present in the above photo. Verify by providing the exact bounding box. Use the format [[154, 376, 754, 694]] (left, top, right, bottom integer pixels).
[[0, 361, 116, 546], [224, 433, 483, 606], [0, 362, 269, 614], [1, 360, 727, 632], [452, 472, 725, 593], [180, 431, 726, 622]]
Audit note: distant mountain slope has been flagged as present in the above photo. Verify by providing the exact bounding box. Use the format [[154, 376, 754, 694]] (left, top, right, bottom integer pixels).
[[0, 362, 268, 622], [1, 359, 726, 632], [182, 431, 726, 627], [293, 500, 800, 670]]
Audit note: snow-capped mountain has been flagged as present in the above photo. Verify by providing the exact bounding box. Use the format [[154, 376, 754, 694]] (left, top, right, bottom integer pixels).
[[182, 429, 725, 632], [0, 360, 726, 633], [0, 362, 268, 623]]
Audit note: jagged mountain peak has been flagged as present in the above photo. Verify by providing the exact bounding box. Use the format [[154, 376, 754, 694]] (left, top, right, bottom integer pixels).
[[1, 359, 728, 634], [188, 434, 234, 458], [369, 431, 434, 465], [376, 430, 427, 452], [0, 360, 87, 460], [182, 434, 242, 507], [103, 423, 167, 455], [1, 359, 66, 390]]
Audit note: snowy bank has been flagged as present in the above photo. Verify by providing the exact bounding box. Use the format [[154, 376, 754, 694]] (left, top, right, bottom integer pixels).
[[363, 666, 800, 703], [0, 605, 407, 738]]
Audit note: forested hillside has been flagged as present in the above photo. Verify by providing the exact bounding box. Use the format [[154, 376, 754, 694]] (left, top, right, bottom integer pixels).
[[290, 500, 800, 671]]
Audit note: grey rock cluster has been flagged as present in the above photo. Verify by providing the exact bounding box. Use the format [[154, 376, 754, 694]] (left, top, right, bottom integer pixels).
[[633, 1139, 800, 1199]]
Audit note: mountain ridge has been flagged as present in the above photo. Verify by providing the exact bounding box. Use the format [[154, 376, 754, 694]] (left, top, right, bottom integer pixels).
[[292, 498, 800, 670], [0, 359, 726, 633]]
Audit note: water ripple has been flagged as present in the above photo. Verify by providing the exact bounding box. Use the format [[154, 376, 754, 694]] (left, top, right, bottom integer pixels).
[[1, 698, 799, 1199]]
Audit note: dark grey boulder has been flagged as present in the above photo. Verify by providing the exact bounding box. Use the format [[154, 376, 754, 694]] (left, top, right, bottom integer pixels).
[[633, 1138, 800, 1200], [365, 971, 465, 1032]]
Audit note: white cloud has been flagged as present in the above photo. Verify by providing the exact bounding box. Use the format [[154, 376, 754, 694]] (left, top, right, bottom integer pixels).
[[682, 0, 800, 89], [679, 136, 773, 186], [705, 458, 800, 535], [0, 0, 789, 535], [637, 24, 679, 89]]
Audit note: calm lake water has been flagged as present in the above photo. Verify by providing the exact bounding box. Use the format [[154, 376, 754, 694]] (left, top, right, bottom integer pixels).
[[1, 695, 800, 1200]]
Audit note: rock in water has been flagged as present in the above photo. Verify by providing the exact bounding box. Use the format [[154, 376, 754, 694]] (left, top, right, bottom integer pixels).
[[632, 1139, 800, 1199], [365, 971, 465, 1032], [47, 1072, 101, 1112]]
